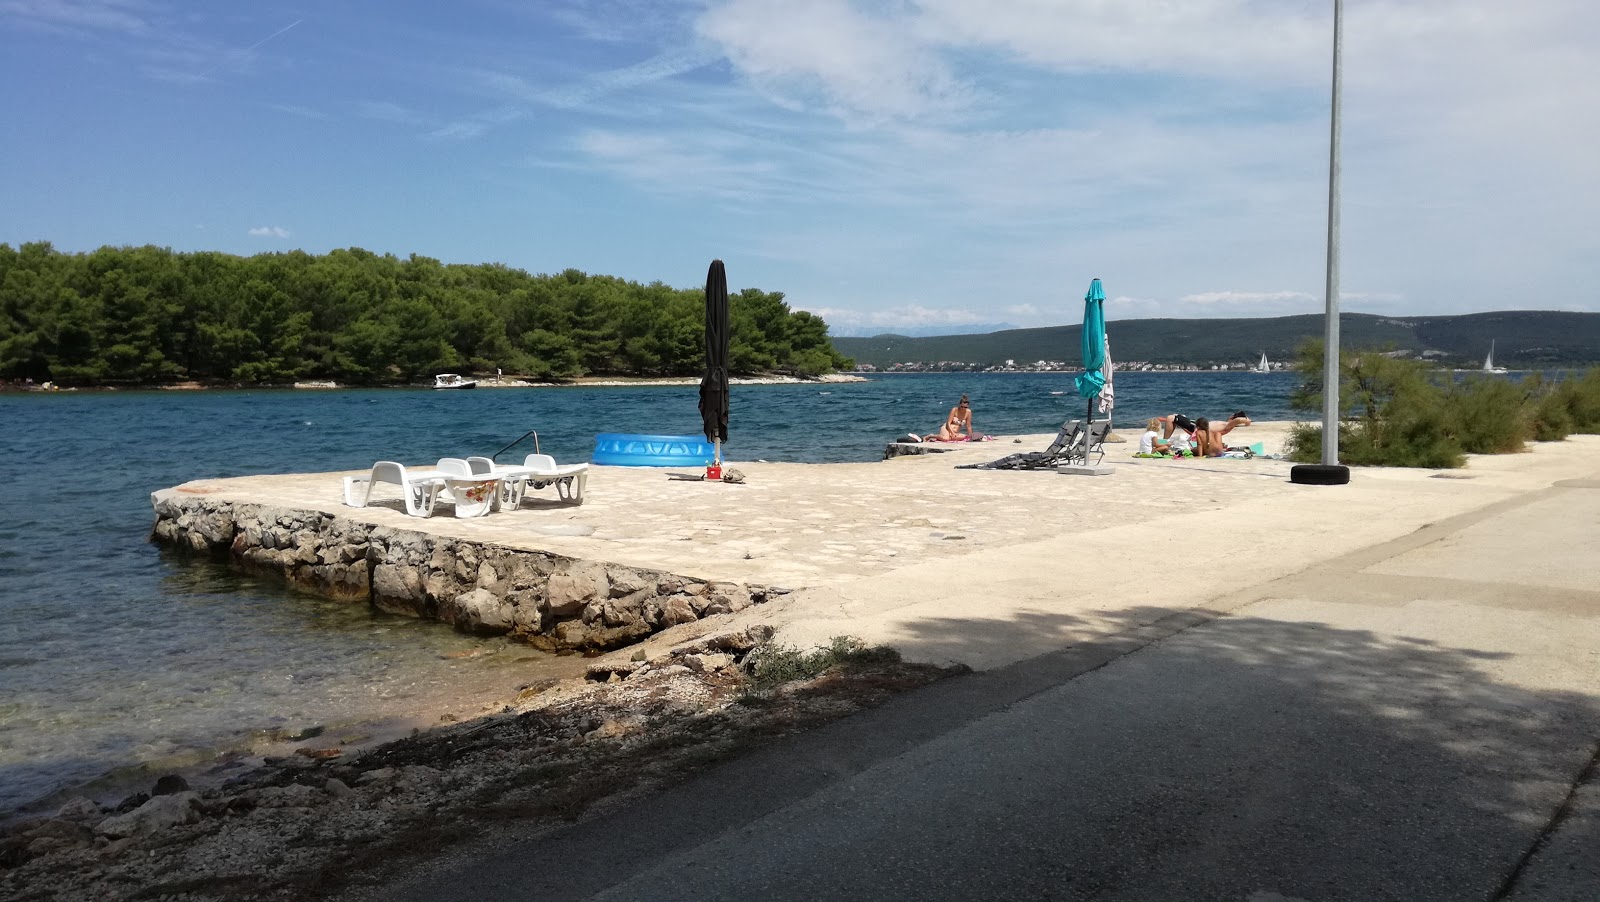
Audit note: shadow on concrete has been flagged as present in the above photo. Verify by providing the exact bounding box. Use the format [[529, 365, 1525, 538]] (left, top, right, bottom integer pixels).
[[380, 602, 1600, 902]]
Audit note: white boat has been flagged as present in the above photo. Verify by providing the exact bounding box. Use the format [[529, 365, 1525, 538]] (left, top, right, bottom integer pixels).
[[1482, 342, 1507, 375], [433, 373, 478, 390], [1254, 352, 1271, 374]]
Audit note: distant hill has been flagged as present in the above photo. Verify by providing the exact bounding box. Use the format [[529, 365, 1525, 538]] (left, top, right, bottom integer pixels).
[[831, 311, 1600, 370]]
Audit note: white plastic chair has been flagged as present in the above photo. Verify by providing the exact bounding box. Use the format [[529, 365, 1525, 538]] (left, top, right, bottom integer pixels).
[[465, 454, 588, 505], [519, 453, 589, 504], [342, 462, 446, 517], [436, 457, 501, 518]]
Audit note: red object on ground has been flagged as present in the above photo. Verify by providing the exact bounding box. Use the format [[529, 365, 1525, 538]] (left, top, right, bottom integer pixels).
[[706, 464, 722, 481]]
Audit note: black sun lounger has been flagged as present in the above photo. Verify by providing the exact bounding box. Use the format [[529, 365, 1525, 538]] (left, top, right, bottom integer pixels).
[[958, 418, 1110, 470]]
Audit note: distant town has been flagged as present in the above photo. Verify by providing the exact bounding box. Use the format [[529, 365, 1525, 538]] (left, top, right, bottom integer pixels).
[[854, 358, 1282, 374]]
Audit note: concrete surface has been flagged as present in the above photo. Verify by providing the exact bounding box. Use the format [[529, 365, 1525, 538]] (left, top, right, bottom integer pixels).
[[268, 430, 1600, 902], [365, 465, 1600, 902]]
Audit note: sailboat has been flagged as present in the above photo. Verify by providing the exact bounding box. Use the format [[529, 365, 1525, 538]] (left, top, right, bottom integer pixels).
[[1254, 351, 1270, 374], [1482, 341, 1507, 375]]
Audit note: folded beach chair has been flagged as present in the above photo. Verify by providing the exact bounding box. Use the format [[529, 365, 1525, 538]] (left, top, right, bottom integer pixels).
[[342, 461, 447, 517], [958, 419, 1084, 471], [1064, 421, 1112, 467]]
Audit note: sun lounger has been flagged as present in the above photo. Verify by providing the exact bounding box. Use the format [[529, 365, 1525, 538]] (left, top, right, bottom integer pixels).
[[466, 454, 588, 505], [959, 419, 1083, 470], [342, 462, 448, 517]]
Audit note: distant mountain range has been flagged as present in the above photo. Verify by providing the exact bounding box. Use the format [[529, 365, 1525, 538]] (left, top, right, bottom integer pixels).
[[830, 311, 1600, 370], [826, 322, 1020, 338]]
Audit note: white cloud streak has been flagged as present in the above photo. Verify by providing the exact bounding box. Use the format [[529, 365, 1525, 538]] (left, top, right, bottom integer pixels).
[[248, 226, 290, 239]]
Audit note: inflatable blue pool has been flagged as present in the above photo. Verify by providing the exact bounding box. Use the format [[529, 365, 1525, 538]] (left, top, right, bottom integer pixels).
[[592, 433, 717, 467]]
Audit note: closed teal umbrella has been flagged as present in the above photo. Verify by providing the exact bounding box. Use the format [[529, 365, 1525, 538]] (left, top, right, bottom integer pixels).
[[1074, 278, 1107, 401]]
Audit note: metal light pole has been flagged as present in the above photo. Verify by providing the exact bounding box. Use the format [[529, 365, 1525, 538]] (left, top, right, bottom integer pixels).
[[1295, 0, 1351, 485], [1321, 0, 1343, 467]]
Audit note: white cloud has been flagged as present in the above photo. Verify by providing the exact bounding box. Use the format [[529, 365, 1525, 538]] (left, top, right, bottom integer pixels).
[[1180, 291, 1315, 306], [800, 303, 990, 331], [248, 226, 290, 239], [270, 103, 329, 120], [697, 0, 972, 122], [0, 0, 152, 35], [359, 101, 422, 124]]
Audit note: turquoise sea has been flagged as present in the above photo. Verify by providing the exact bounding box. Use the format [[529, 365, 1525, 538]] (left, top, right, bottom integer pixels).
[[0, 371, 1298, 816]]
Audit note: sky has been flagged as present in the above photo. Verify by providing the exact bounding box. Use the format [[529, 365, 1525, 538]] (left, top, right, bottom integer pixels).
[[2, 1, 1597, 336]]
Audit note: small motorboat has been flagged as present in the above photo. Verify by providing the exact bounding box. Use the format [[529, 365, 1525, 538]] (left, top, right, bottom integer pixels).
[[433, 373, 478, 390]]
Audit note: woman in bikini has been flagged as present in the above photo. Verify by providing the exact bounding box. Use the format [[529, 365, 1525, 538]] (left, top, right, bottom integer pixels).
[[926, 395, 974, 442]]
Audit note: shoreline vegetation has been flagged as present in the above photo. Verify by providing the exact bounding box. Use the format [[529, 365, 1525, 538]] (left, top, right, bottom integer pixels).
[[0, 372, 871, 393], [0, 242, 853, 389], [0, 629, 959, 901], [1284, 343, 1600, 468]]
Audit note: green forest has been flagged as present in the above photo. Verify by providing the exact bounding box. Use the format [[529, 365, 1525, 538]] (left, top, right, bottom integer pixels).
[[0, 242, 851, 386]]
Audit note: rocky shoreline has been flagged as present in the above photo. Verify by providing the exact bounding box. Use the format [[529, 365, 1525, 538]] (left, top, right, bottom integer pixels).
[[0, 626, 959, 901], [150, 493, 772, 654]]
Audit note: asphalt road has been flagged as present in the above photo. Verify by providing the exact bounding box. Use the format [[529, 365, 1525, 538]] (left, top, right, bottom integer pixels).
[[375, 478, 1600, 902]]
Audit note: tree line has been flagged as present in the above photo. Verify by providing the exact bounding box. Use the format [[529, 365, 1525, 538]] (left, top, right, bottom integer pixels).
[[0, 242, 852, 386]]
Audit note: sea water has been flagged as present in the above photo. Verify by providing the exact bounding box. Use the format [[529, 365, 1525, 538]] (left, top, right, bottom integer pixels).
[[0, 372, 1296, 815]]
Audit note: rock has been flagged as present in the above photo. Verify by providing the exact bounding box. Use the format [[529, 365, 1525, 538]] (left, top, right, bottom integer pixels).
[[476, 561, 499, 590], [113, 792, 150, 814], [242, 783, 324, 808], [449, 587, 513, 634], [631, 649, 648, 662], [586, 660, 642, 681], [152, 774, 190, 796], [295, 747, 343, 760], [54, 797, 103, 822], [681, 652, 735, 673], [660, 596, 698, 627], [588, 621, 651, 650], [354, 767, 395, 787], [95, 792, 200, 838], [585, 717, 643, 741], [547, 562, 610, 617], [372, 563, 425, 606], [607, 568, 651, 597], [324, 778, 357, 800], [552, 620, 589, 648]]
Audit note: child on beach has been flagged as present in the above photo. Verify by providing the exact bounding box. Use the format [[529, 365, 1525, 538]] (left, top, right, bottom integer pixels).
[[1137, 418, 1172, 456]]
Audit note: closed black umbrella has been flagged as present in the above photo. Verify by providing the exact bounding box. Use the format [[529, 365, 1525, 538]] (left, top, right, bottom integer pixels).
[[698, 259, 730, 472]]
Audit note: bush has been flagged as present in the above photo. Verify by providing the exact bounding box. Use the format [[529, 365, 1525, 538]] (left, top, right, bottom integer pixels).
[[742, 636, 900, 694], [1441, 375, 1527, 454], [1286, 342, 1466, 468], [1524, 367, 1600, 440]]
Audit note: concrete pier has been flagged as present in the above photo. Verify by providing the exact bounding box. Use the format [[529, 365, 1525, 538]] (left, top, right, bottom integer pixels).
[[151, 424, 1600, 664]]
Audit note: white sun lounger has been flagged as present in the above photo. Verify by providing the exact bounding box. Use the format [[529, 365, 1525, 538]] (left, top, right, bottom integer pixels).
[[342, 462, 448, 517], [467, 453, 588, 505]]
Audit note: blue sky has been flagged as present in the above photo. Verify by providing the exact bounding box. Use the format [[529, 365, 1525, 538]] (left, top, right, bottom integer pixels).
[[2, 1, 1597, 336]]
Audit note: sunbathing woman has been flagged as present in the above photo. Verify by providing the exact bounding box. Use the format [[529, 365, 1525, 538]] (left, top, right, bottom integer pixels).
[[1195, 412, 1253, 457], [926, 394, 975, 442]]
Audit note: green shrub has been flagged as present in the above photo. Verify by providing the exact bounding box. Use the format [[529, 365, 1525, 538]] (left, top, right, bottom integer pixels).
[[1524, 373, 1574, 442], [1523, 367, 1600, 440], [1287, 342, 1465, 468], [1564, 367, 1600, 432], [741, 636, 900, 693], [1441, 375, 1527, 454]]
